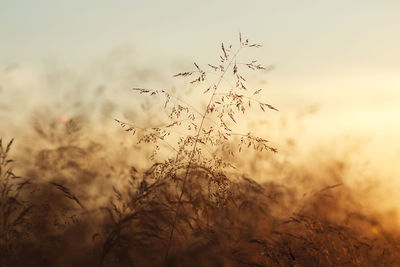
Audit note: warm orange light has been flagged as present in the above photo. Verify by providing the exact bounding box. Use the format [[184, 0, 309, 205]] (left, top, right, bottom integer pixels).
[[60, 115, 68, 122]]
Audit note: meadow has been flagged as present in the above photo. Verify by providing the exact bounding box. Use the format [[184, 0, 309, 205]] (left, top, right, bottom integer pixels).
[[1, 35, 399, 267]]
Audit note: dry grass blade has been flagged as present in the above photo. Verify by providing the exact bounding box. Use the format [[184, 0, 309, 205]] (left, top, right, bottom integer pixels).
[[49, 182, 86, 210]]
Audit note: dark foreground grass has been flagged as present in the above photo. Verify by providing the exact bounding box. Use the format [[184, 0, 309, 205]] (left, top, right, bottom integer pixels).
[[0, 135, 399, 267]]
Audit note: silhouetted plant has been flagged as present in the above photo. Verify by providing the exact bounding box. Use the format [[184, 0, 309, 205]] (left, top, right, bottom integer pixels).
[[116, 33, 279, 265], [0, 139, 31, 259]]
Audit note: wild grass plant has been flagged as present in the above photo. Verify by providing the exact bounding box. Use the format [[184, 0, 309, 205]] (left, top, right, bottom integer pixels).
[[0, 139, 31, 263], [115, 33, 278, 264]]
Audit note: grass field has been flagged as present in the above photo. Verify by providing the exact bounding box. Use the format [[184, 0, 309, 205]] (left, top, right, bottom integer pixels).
[[1, 35, 399, 267]]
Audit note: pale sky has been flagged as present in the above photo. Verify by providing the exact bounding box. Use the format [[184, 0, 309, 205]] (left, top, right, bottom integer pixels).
[[1, 0, 400, 161], [2, 1, 400, 67]]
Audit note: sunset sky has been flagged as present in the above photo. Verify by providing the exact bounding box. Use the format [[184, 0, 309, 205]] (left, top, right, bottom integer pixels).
[[1, 0, 400, 166]]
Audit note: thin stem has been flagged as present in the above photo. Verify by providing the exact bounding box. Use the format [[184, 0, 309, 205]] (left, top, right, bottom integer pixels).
[[163, 46, 243, 265], [167, 93, 204, 118]]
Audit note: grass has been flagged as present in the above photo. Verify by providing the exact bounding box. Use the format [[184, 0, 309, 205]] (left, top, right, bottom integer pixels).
[[0, 138, 32, 260], [0, 35, 399, 266], [116, 35, 278, 264]]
